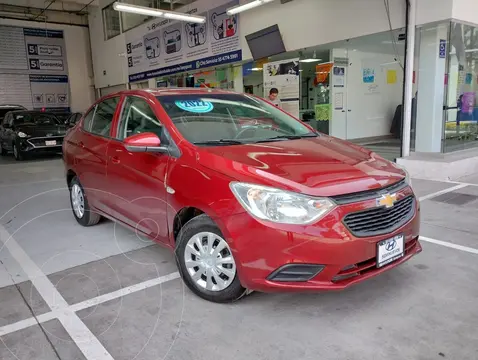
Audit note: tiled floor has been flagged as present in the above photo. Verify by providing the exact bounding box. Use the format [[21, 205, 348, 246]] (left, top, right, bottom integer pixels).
[[0, 156, 477, 360]]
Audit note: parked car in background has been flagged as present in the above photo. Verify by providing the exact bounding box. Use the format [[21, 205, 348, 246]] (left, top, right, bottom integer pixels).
[[65, 112, 83, 127], [0, 110, 66, 160], [63, 89, 421, 303], [0, 104, 27, 122]]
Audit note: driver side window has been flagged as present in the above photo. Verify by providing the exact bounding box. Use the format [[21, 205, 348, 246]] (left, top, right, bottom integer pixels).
[[117, 96, 163, 141]]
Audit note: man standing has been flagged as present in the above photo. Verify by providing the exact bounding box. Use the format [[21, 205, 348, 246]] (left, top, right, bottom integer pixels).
[[267, 88, 281, 108]]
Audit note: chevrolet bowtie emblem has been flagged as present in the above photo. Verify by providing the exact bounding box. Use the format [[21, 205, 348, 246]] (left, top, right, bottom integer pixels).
[[377, 193, 397, 208]]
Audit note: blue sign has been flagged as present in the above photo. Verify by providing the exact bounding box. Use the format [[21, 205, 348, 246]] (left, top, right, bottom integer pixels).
[[439, 39, 446, 58], [129, 50, 242, 82], [242, 62, 253, 76], [175, 100, 214, 113]]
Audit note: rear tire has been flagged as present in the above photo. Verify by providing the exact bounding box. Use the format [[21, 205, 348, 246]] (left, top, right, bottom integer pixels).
[[69, 176, 101, 226], [0, 145, 7, 156], [175, 214, 246, 303]]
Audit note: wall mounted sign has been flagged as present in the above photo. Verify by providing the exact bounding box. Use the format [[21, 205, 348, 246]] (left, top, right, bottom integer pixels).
[[125, 0, 241, 82], [439, 39, 446, 59]]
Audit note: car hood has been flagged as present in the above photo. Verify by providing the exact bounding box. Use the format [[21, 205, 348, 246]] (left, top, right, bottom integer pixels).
[[16, 124, 67, 137], [196, 136, 406, 197]]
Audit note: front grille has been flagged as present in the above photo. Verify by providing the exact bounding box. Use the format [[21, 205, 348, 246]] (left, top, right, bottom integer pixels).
[[331, 179, 407, 205], [343, 196, 415, 237], [27, 136, 63, 147]]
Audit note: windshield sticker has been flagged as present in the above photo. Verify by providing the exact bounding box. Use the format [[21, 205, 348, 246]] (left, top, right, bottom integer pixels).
[[175, 100, 214, 113]]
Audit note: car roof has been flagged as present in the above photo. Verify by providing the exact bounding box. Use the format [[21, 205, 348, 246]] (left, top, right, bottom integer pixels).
[[103, 87, 239, 99], [9, 110, 57, 115], [0, 104, 26, 109]]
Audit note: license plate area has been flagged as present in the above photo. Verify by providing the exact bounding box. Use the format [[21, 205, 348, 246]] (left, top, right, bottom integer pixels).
[[45, 140, 57, 146], [376, 235, 404, 268]]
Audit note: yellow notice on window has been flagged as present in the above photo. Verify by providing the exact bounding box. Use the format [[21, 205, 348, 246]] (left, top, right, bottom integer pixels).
[[387, 70, 397, 84]]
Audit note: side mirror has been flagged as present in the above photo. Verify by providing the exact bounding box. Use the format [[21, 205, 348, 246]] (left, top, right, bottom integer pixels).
[[124, 132, 168, 153]]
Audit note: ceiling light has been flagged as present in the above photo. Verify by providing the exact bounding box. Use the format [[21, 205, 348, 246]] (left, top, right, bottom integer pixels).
[[300, 58, 322, 63], [113, 2, 205, 23], [251, 67, 263, 71], [162, 10, 206, 23], [226, 0, 275, 15]]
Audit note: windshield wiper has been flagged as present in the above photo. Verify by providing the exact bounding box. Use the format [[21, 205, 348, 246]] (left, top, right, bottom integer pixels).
[[193, 139, 243, 146], [254, 133, 318, 143]]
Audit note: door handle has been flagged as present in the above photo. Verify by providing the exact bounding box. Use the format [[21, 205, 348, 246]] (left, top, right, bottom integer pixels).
[[78, 141, 84, 148], [348, 109, 352, 112], [111, 156, 120, 164]]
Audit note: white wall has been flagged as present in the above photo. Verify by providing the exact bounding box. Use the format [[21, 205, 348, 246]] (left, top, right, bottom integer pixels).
[[452, 0, 478, 26], [0, 18, 95, 112], [88, 0, 456, 91], [330, 49, 403, 140], [89, 1, 129, 90], [239, 0, 454, 61]]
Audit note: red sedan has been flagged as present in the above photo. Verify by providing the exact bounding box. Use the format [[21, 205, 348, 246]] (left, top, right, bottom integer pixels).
[[63, 88, 421, 303]]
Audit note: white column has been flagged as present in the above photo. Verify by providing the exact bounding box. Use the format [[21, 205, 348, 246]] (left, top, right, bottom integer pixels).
[[148, 78, 156, 88], [330, 49, 347, 139], [231, 65, 243, 93], [415, 24, 448, 153]]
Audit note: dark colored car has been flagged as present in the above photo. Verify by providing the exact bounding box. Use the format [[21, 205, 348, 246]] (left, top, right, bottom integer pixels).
[[0, 104, 27, 122], [0, 111, 67, 160], [65, 112, 83, 127], [63, 89, 421, 303]]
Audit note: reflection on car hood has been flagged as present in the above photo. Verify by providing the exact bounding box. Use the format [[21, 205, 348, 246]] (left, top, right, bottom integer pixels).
[[17, 124, 67, 137], [197, 136, 405, 197]]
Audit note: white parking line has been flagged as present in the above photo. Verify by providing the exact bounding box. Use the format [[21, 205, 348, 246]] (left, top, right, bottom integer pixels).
[[418, 183, 469, 201], [419, 236, 478, 255], [0, 224, 115, 360], [0, 270, 180, 338]]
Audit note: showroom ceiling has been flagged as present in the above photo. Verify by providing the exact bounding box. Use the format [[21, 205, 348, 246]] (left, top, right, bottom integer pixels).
[[0, 0, 98, 25]]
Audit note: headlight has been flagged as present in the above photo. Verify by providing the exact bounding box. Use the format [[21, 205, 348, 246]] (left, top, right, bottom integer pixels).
[[230, 182, 335, 225], [17, 132, 28, 138], [393, 163, 412, 187]]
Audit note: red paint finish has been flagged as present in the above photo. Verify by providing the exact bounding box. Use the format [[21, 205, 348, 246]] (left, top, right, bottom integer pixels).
[[63, 88, 421, 293]]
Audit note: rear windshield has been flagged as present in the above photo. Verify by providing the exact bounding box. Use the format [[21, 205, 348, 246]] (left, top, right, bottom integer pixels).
[[156, 93, 314, 145], [13, 113, 60, 126]]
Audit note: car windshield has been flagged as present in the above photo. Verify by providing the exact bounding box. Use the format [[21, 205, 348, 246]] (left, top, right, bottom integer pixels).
[[13, 113, 61, 126], [0, 107, 24, 120], [157, 93, 316, 145]]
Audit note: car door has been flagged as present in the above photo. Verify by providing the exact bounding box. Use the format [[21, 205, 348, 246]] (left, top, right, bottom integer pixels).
[[73, 96, 120, 212], [105, 95, 170, 242]]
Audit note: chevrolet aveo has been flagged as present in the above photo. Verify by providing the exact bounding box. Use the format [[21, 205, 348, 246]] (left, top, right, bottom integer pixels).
[[63, 89, 421, 303]]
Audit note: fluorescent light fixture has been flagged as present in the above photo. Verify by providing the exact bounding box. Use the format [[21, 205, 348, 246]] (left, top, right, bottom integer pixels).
[[113, 2, 205, 23], [251, 67, 263, 71], [300, 58, 322, 63], [162, 9, 206, 23], [226, 0, 275, 15]]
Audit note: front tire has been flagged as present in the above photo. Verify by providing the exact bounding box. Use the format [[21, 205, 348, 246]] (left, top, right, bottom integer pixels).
[[175, 214, 246, 303], [69, 176, 101, 226], [13, 143, 24, 161]]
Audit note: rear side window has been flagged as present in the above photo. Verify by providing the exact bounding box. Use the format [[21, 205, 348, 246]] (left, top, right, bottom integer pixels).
[[89, 97, 119, 137]]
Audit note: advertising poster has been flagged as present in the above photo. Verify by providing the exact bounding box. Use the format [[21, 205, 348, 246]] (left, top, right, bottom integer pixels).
[[263, 58, 300, 118], [125, 0, 241, 82], [316, 62, 333, 83], [0, 25, 69, 110]]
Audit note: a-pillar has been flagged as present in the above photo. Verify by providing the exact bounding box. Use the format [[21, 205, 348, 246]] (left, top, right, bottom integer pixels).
[[415, 23, 448, 153]]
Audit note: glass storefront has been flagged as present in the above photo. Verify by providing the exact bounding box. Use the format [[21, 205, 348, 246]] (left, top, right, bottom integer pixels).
[[413, 20, 478, 154]]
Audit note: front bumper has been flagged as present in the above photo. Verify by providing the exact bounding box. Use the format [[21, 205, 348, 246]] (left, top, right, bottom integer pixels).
[[218, 187, 421, 293]]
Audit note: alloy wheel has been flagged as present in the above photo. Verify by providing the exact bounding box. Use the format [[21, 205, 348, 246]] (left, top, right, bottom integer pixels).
[[184, 232, 236, 292], [71, 184, 85, 218]]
